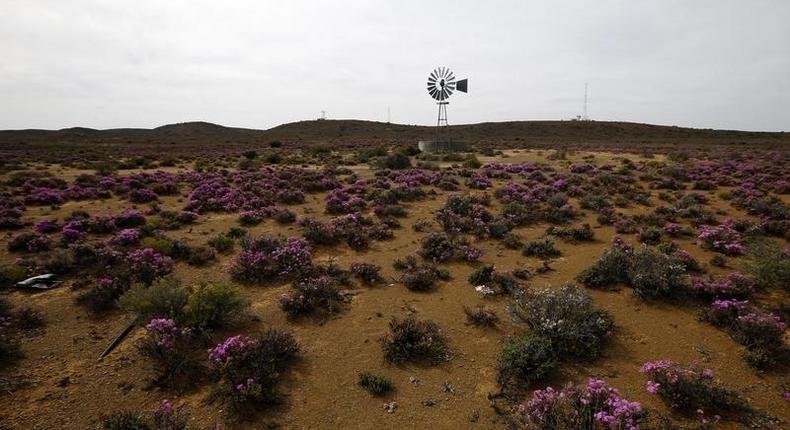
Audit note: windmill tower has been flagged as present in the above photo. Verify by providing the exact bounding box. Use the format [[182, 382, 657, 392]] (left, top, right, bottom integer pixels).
[[426, 66, 468, 143]]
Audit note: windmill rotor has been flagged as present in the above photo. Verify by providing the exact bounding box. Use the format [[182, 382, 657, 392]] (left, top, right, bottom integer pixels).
[[427, 66, 465, 102]]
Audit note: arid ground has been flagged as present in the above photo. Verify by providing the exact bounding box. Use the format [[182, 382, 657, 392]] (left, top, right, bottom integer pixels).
[[0, 121, 788, 430]]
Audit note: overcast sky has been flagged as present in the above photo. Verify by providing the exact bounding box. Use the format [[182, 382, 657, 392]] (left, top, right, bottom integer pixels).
[[1, 1, 789, 131]]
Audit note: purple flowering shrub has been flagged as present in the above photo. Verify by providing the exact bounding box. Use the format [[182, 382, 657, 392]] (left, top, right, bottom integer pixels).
[[325, 187, 366, 214], [230, 235, 312, 283], [278, 276, 345, 317], [110, 228, 141, 246], [689, 272, 754, 299], [697, 220, 745, 256], [511, 284, 613, 359], [127, 248, 174, 284], [128, 188, 159, 203], [7, 233, 51, 253], [703, 300, 787, 368], [137, 318, 202, 387], [34, 219, 59, 234], [102, 399, 190, 430], [515, 378, 644, 430], [640, 360, 749, 420], [436, 195, 494, 237], [419, 232, 482, 263], [300, 215, 388, 251], [350, 262, 383, 286], [380, 317, 449, 364], [209, 330, 299, 412]]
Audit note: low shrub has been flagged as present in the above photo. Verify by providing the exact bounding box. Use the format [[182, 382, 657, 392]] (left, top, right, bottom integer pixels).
[[118, 276, 189, 321], [689, 273, 754, 299], [378, 153, 412, 170], [463, 305, 498, 326], [207, 234, 235, 254], [640, 360, 749, 419], [467, 265, 518, 296], [279, 276, 344, 317], [638, 226, 663, 245], [546, 224, 594, 242], [498, 334, 557, 387], [698, 221, 745, 256], [350, 262, 383, 286], [742, 240, 790, 291], [181, 282, 249, 329], [515, 378, 645, 430], [419, 232, 482, 263], [511, 284, 613, 359], [101, 411, 149, 430], [186, 246, 216, 266], [400, 265, 444, 291], [209, 330, 299, 412], [579, 240, 688, 300], [702, 300, 787, 368], [127, 248, 174, 285], [103, 400, 189, 430], [138, 318, 202, 387], [380, 317, 449, 364], [230, 235, 312, 283], [626, 246, 688, 299], [77, 276, 131, 313], [272, 208, 296, 224], [522, 238, 561, 259], [358, 371, 393, 396]]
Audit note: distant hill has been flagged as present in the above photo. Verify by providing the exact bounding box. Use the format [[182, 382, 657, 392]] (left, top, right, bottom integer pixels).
[[1, 120, 787, 151]]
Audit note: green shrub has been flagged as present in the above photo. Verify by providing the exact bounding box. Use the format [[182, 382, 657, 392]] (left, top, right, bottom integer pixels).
[[102, 411, 150, 430], [378, 153, 412, 170], [522, 237, 562, 259], [380, 317, 449, 364], [742, 240, 790, 291], [208, 234, 235, 254], [118, 276, 188, 321], [181, 282, 249, 329], [498, 334, 557, 387], [358, 371, 393, 395], [140, 236, 174, 256], [512, 284, 613, 359], [626, 246, 687, 299], [0, 264, 27, 287], [577, 246, 630, 288]]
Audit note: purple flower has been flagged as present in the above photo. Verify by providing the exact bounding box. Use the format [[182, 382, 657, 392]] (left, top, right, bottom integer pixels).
[[646, 380, 661, 394]]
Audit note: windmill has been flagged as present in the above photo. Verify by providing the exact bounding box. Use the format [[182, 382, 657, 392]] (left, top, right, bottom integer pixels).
[[427, 66, 468, 143]]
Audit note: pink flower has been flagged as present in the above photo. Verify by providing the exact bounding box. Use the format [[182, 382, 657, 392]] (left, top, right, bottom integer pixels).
[[646, 380, 661, 394]]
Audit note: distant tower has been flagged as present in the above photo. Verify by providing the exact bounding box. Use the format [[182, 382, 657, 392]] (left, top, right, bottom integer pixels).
[[387, 106, 391, 123], [583, 83, 589, 121], [319, 110, 327, 120]]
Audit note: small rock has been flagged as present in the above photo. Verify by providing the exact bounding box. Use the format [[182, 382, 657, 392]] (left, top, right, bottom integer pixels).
[[383, 401, 398, 413], [409, 376, 420, 385], [422, 399, 436, 407], [56, 376, 71, 387]]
